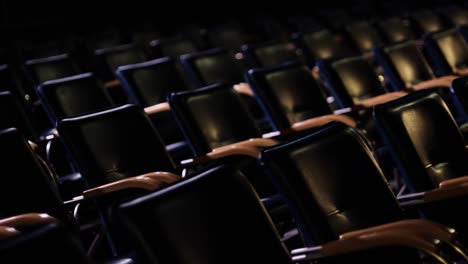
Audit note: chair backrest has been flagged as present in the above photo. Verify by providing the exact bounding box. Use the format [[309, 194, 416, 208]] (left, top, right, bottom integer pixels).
[[438, 6, 468, 27], [0, 128, 67, 220], [292, 29, 352, 66], [410, 9, 446, 36], [94, 43, 147, 81], [247, 61, 332, 131], [180, 48, 244, 88], [242, 42, 300, 68], [374, 90, 468, 192], [150, 36, 199, 59], [423, 28, 468, 76], [37, 73, 115, 124], [168, 83, 261, 155], [0, 222, 90, 264], [318, 56, 386, 108], [260, 122, 403, 245], [375, 41, 435, 91], [345, 21, 384, 53], [116, 165, 292, 264], [116, 57, 190, 107], [377, 17, 415, 43], [0, 91, 37, 141], [58, 104, 175, 187], [24, 54, 82, 86]]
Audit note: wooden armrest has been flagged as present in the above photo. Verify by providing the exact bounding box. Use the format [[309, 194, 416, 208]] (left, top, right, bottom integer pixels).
[[0, 226, 19, 240], [311, 66, 321, 80], [28, 141, 39, 151], [438, 175, 468, 189], [144, 102, 171, 115], [322, 231, 441, 259], [340, 219, 456, 243], [355, 91, 408, 108], [411, 75, 458, 91], [233, 82, 254, 97], [103, 79, 121, 88], [456, 68, 468, 76], [0, 213, 58, 228], [424, 181, 468, 202], [200, 138, 279, 160], [292, 231, 443, 261], [82, 171, 180, 199], [289, 114, 357, 132]]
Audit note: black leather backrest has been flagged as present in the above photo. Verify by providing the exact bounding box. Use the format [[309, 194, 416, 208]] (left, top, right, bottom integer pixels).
[[38, 73, 115, 123], [328, 56, 385, 106], [180, 48, 244, 88], [261, 123, 403, 245], [151, 37, 198, 59], [374, 90, 468, 192], [169, 83, 261, 155], [433, 29, 468, 73], [247, 62, 332, 130], [378, 17, 415, 43], [117, 165, 292, 264], [251, 43, 300, 67], [116, 57, 189, 107], [383, 41, 434, 88], [95, 44, 147, 81], [346, 21, 384, 52], [411, 9, 445, 34], [0, 222, 90, 264], [0, 128, 66, 220], [0, 91, 37, 141], [58, 104, 175, 187], [303, 29, 350, 60], [25, 54, 81, 85]]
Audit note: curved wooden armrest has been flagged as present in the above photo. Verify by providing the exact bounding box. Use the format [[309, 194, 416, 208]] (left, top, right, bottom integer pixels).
[[103, 79, 121, 88], [203, 138, 279, 160], [424, 182, 468, 202], [456, 68, 468, 76], [289, 114, 357, 132], [438, 175, 468, 189], [82, 171, 180, 199], [321, 231, 441, 261], [0, 226, 19, 240], [28, 141, 39, 151], [0, 213, 58, 228], [356, 91, 408, 108], [144, 102, 171, 115], [233, 82, 254, 97], [411, 75, 458, 91], [340, 219, 456, 243]]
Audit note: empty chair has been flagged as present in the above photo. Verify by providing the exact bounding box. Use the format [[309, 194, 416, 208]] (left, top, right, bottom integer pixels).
[[423, 28, 468, 76], [180, 48, 245, 88], [149, 36, 199, 59], [409, 9, 446, 37], [438, 6, 468, 27], [318, 55, 404, 109], [344, 21, 384, 53], [373, 90, 468, 237], [116, 58, 191, 161], [374, 40, 457, 91], [37, 73, 115, 124], [242, 42, 301, 68], [206, 23, 257, 52], [116, 165, 292, 264], [291, 29, 353, 67], [57, 104, 176, 188], [0, 128, 70, 221], [24, 54, 83, 86], [246, 61, 357, 133], [260, 122, 462, 263], [94, 43, 148, 82], [376, 17, 415, 43]]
